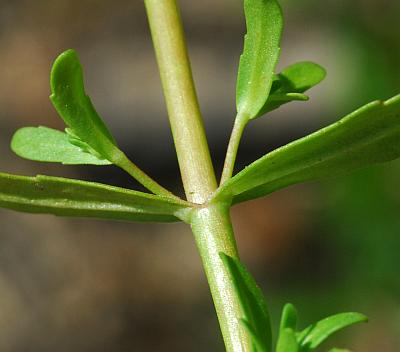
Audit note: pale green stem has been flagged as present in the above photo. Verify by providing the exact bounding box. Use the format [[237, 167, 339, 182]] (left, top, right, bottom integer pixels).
[[191, 203, 251, 352], [220, 113, 248, 185], [144, 0, 251, 351], [144, 0, 217, 204], [113, 151, 180, 200]]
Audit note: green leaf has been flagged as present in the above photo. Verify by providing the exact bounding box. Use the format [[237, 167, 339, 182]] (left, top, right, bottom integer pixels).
[[276, 328, 299, 352], [279, 303, 298, 332], [328, 349, 351, 352], [240, 319, 266, 352], [50, 49, 121, 163], [257, 92, 309, 116], [11, 126, 111, 165], [220, 253, 272, 352], [256, 62, 326, 116], [236, 0, 283, 120], [276, 304, 299, 352], [0, 172, 189, 223], [278, 61, 327, 93], [215, 94, 400, 204], [297, 312, 367, 351]]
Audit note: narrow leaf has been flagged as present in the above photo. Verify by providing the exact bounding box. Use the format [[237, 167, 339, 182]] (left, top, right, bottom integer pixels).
[[276, 328, 299, 352], [298, 312, 367, 351], [236, 0, 283, 120], [50, 49, 120, 162], [220, 253, 272, 351], [279, 303, 298, 332], [216, 94, 400, 204], [0, 172, 188, 223], [11, 126, 111, 165], [256, 62, 326, 116]]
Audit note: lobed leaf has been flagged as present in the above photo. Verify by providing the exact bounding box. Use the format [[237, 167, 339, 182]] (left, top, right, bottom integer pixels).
[[50, 49, 121, 162], [11, 126, 111, 165], [276, 328, 299, 352], [0, 172, 188, 223], [236, 0, 283, 120], [297, 312, 367, 351], [220, 253, 272, 352], [256, 62, 326, 116], [216, 94, 400, 204]]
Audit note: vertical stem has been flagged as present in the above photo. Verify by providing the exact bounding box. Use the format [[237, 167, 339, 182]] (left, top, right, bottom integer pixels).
[[144, 0, 217, 204], [144, 1, 250, 350], [191, 203, 251, 352]]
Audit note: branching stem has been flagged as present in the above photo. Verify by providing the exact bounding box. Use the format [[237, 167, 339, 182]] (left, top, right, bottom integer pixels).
[[220, 114, 248, 185], [115, 152, 180, 200], [144, 0, 251, 350]]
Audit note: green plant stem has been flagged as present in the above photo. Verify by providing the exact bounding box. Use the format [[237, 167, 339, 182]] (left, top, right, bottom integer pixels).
[[144, 0, 217, 205], [144, 1, 251, 350], [220, 114, 248, 185], [114, 151, 179, 200], [190, 203, 251, 352]]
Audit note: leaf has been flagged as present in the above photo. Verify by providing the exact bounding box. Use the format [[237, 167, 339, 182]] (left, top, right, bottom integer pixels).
[[256, 62, 326, 116], [240, 319, 266, 352], [257, 92, 309, 116], [50, 49, 121, 162], [297, 312, 367, 351], [0, 172, 189, 223], [278, 61, 327, 93], [11, 126, 111, 165], [215, 94, 400, 204], [328, 349, 351, 352], [276, 328, 299, 352], [279, 303, 298, 332], [236, 0, 283, 120], [220, 253, 272, 352], [276, 304, 299, 352]]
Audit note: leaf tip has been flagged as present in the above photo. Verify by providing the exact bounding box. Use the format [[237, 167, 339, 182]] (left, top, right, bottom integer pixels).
[[355, 312, 368, 323], [10, 128, 23, 155], [280, 302, 298, 331], [50, 49, 82, 95], [219, 251, 230, 264], [10, 126, 36, 158]]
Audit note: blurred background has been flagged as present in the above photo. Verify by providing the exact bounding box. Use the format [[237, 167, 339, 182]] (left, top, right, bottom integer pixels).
[[0, 0, 399, 350]]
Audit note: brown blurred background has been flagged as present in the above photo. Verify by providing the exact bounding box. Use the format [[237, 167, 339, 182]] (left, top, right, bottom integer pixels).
[[0, 0, 400, 351]]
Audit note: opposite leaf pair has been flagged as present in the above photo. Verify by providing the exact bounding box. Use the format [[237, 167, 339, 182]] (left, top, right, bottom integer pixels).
[[235, 0, 326, 123], [11, 49, 177, 199], [5, 0, 400, 221], [221, 0, 400, 194], [12, 50, 117, 166], [221, 0, 400, 203], [221, 253, 367, 352]]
